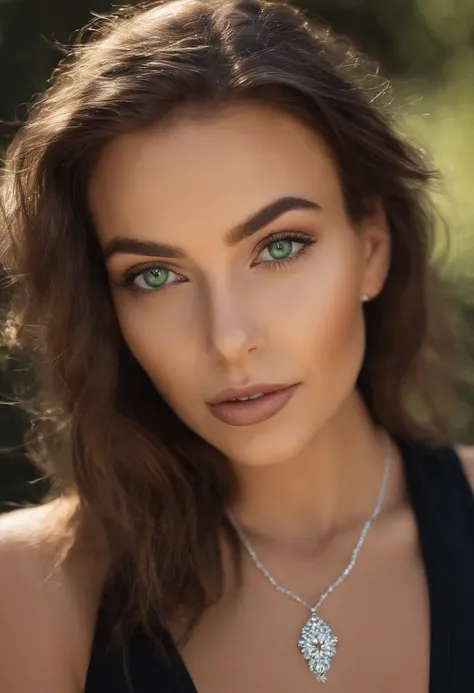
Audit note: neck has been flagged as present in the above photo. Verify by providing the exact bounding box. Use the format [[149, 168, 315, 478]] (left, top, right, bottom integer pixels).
[[228, 392, 407, 551]]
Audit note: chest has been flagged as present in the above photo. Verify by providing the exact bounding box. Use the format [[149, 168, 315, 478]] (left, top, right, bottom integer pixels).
[[178, 520, 432, 693]]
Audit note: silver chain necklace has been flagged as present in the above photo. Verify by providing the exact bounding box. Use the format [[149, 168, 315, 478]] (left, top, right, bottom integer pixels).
[[226, 430, 391, 684]]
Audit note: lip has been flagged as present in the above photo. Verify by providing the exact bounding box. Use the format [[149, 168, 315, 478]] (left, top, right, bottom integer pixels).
[[208, 382, 295, 405], [207, 383, 300, 427]]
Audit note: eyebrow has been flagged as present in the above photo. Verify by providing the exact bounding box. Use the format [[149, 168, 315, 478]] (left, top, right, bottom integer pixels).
[[103, 196, 321, 261]]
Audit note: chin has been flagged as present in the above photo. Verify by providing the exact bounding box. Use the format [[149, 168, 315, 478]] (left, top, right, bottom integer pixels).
[[212, 423, 317, 469]]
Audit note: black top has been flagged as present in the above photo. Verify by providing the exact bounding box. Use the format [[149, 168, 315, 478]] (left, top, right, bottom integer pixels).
[[85, 439, 474, 692]]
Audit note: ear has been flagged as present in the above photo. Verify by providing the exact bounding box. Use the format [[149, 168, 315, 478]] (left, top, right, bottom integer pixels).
[[359, 198, 391, 301]]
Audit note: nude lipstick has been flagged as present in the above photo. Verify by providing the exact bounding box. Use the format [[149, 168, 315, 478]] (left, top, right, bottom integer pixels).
[[207, 382, 299, 426]]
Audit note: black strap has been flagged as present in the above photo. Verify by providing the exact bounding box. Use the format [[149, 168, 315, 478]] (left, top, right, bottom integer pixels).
[[85, 616, 194, 692], [400, 441, 474, 693]]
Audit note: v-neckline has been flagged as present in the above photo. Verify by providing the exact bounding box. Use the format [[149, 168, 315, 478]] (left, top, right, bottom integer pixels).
[[172, 440, 451, 693]]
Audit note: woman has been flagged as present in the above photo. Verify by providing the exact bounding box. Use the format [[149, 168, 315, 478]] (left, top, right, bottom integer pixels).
[[0, 0, 473, 690]]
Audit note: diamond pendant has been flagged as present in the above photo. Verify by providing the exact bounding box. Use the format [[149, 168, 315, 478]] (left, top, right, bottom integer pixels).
[[298, 611, 339, 683]]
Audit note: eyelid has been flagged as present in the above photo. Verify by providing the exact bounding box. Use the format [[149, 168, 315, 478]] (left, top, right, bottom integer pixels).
[[124, 259, 176, 278], [131, 258, 176, 271], [255, 228, 314, 247]]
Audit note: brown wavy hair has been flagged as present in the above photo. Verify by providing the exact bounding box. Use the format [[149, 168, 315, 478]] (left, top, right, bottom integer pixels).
[[0, 0, 469, 646]]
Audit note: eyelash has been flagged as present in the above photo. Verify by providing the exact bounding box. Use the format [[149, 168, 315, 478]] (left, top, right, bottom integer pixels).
[[115, 230, 317, 299]]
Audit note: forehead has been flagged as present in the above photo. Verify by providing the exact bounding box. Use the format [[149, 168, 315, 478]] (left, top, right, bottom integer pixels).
[[88, 103, 342, 242]]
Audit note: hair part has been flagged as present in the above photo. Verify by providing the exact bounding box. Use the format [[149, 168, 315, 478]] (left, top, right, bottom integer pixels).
[[0, 0, 469, 647]]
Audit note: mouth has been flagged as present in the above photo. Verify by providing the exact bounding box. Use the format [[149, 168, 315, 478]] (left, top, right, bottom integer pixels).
[[206, 383, 300, 427]]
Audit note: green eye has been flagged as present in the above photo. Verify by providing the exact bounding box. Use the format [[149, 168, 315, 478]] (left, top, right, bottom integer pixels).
[[255, 232, 316, 267], [267, 239, 294, 260], [137, 268, 170, 289]]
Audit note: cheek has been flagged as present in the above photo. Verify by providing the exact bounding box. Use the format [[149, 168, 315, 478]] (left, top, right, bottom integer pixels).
[[309, 274, 364, 366], [270, 237, 365, 375], [115, 299, 198, 403]]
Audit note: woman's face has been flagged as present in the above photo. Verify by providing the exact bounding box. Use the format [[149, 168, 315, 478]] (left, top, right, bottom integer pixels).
[[89, 103, 390, 467]]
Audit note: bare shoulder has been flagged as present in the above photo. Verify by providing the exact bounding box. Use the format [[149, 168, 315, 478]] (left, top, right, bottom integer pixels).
[[455, 444, 474, 492], [0, 497, 109, 693]]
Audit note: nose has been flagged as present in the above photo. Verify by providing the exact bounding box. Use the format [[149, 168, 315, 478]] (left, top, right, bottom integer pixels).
[[205, 284, 265, 367]]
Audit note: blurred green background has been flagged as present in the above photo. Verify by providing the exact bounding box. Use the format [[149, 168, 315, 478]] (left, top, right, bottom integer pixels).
[[0, 0, 473, 509]]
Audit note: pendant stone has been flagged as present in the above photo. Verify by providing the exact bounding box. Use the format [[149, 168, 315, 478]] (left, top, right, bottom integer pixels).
[[298, 613, 338, 683]]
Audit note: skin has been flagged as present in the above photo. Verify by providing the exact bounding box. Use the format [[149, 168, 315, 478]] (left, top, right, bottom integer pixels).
[[89, 103, 392, 543], [0, 102, 473, 692]]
